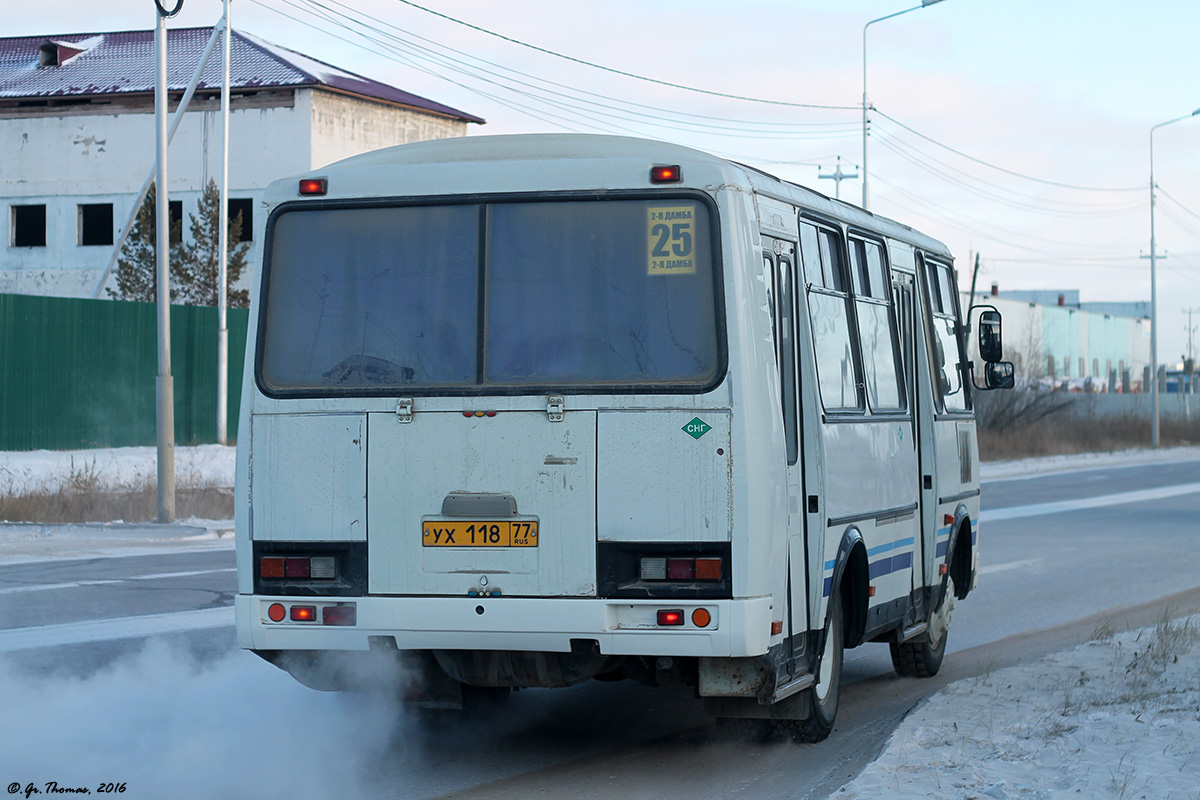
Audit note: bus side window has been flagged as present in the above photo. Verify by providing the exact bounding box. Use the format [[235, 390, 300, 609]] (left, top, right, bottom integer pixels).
[[777, 253, 799, 464], [800, 221, 862, 412], [849, 238, 905, 412], [765, 244, 799, 465], [921, 256, 968, 412]]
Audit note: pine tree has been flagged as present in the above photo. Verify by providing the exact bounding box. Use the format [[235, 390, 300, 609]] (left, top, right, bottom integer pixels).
[[108, 179, 250, 308], [107, 183, 184, 303], [172, 179, 251, 308]]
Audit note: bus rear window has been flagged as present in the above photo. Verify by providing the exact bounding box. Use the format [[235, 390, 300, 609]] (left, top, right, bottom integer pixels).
[[258, 197, 721, 394]]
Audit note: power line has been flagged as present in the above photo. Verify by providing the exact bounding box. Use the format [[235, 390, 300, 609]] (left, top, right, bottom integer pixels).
[[873, 130, 1144, 220], [873, 109, 1145, 193], [388, 0, 859, 111], [259, 0, 862, 142]]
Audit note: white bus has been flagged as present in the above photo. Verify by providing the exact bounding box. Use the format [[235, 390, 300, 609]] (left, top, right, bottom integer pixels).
[[234, 133, 1012, 740]]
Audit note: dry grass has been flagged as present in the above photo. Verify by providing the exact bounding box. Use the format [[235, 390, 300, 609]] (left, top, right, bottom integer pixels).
[[0, 485, 233, 523], [979, 413, 1200, 461], [975, 389, 1200, 461], [0, 458, 232, 523]]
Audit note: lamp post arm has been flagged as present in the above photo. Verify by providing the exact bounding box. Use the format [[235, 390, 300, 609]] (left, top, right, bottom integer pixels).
[[1147, 107, 1200, 448], [861, 0, 948, 211]]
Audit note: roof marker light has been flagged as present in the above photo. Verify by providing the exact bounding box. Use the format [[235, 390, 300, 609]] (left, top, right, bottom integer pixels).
[[299, 178, 327, 196], [650, 165, 682, 184]]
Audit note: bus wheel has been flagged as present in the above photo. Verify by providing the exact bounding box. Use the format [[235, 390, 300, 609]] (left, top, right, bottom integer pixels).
[[890, 578, 955, 678], [785, 591, 844, 743]]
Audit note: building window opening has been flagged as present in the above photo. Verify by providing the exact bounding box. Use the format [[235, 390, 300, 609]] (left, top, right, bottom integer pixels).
[[168, 200, 183, 244], [11, 204, 47, 247], [228, 198, 253, 242], [79, 203, 114, 246]]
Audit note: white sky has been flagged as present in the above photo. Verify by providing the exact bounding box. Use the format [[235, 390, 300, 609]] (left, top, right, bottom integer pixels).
[[9, 0, 1200, 364]]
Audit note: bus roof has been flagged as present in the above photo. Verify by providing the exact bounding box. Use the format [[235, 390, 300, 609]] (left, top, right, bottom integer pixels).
[[287, 133, 952, 259]]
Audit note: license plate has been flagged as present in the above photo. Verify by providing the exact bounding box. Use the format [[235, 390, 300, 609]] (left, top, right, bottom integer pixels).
[[422, 520, 539, 547]]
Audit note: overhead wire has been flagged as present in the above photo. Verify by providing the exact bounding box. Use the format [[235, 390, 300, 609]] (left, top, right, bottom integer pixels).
[[872, 129, 1144, 220], [251, 0, 1175, 275], [257, 0, 862, 143], [388, 0, 859, 111], [872, 109, 1145, 193]]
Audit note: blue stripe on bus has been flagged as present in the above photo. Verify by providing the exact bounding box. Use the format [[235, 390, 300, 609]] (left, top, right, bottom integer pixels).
[[867, 537, 915, 558], [868, 551, 914, 580], [822, 535, 916, 596], [937, 519, 979, 556]]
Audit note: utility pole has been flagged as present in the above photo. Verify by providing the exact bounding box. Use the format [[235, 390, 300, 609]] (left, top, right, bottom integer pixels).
[[818, 157, 858, 201], [1185, 306, 1199, 396], [154, 0, 183, 523], [1184, 307, 1199, 362], [217, 0, 231, 445]]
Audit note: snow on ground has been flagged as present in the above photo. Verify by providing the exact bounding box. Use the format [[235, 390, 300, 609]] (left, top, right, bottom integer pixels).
[[838, 616, 1200, 800], [980, 445, 1200, 482], [0, 443, 235, 495], [3, 443, 1200, 796], [0, 444, 237, 562]]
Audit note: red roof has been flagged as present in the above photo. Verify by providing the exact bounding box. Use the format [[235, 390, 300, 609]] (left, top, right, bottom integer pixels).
[[0, 27, 484, 124]]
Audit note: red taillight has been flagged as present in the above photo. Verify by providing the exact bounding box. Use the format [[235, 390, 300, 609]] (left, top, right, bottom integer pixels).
[[260, 557, 285, 579], [284, 558, 310, 579], [657, 609, 685, 626], [298, 178, 327, 196], [650, 165, 682, 184], [290, 605, 317, 622], [322, 605, 356, 626], [267, 603, 286, 622], [666, 558, 694, 580]]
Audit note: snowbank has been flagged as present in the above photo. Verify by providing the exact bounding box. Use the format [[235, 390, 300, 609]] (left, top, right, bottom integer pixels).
[[0, 444, 235, 495], [838, 616, 1200, 799]]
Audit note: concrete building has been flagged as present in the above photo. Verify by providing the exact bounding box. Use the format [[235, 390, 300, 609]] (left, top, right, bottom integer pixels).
[[968, 284, 1151, 391], [0, 26, 484, 298]]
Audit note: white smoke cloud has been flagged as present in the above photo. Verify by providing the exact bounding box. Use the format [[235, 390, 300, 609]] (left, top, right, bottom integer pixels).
[[1, 641, 406, 800]]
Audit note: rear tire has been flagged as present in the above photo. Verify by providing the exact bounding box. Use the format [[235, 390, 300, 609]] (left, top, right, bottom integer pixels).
[[891, 577, 955, 678], [785, 591, 844, 743]]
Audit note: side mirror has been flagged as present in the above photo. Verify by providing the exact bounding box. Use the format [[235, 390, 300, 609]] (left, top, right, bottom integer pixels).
[[985, 361, 1015, 389], [977, 309, 1003, 363]]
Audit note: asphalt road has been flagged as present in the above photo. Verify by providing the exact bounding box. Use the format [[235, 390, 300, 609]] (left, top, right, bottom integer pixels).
[[3, 457, 1199, 799]]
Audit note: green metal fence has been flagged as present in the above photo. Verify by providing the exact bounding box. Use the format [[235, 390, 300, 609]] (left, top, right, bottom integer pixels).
[[0, 293, 248, 451]]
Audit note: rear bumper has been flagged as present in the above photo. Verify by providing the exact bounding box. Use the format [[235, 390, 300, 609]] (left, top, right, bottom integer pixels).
[[236, 593, 774, 658]]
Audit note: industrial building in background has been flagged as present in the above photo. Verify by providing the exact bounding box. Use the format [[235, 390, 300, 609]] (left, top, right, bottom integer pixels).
[[0, 26, 484, 299]]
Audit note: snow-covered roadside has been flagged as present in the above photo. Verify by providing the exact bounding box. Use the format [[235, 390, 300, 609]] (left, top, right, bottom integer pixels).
[[842, 447, 1200, 799], [0, 443, 235, 495], [837, 615, 1200, 799], [980, 445, 1200, 482], [3, 443, 1200, 797], [0, 445, 237, 562]]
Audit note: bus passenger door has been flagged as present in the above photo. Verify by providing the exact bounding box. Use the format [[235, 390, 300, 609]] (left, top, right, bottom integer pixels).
[[895, 269, 934, 601], [763, 236, 808, 656]]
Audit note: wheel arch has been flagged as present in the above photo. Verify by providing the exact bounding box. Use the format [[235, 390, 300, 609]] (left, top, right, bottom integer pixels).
[[945, 504, 975, 602], [827, 526, 870, 650]]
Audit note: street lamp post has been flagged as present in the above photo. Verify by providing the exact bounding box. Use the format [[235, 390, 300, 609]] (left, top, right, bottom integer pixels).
[[1149, 108, 1200, 448], [862, 0, 947, 211]]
